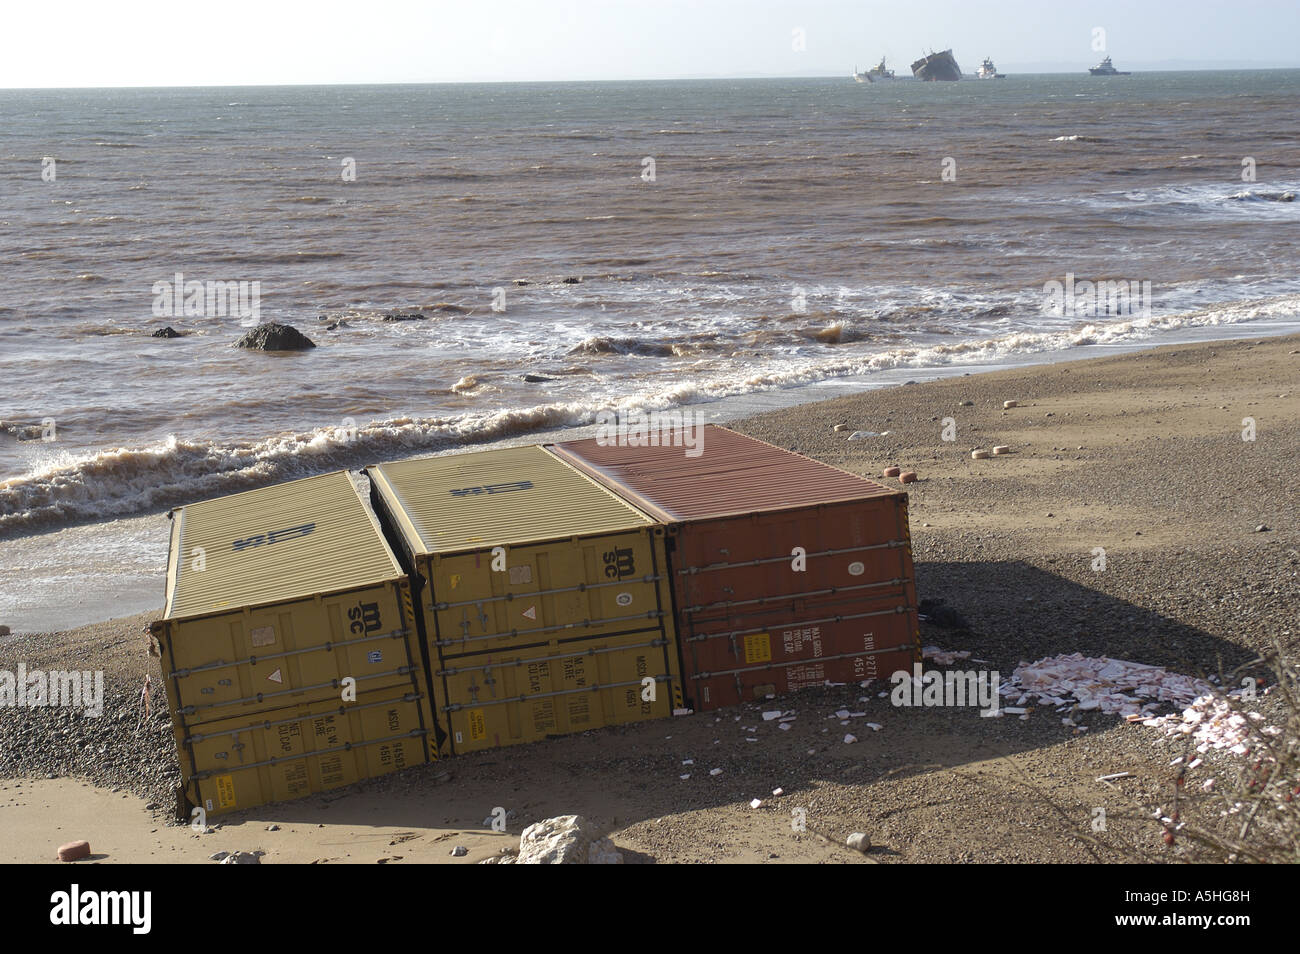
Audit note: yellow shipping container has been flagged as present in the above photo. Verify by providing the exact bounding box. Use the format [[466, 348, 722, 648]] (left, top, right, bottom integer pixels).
[[366, 446, 684, 754], [180, 688, 435, 817], [153, 472, 429, 728]]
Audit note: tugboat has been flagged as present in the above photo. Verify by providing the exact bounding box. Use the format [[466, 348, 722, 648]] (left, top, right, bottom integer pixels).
[[976, 57, 1005, 79], [1088, 55, 1130, 75], [853, 57, 895, 83], [867, 57, 895, 79], [911, 49, 962, 81]]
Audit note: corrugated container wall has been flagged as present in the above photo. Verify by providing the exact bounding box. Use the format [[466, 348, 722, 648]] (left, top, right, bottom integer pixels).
[[547, 426, 920, 711], [366, 445, 684, 755], [151, 471, 436, 816]]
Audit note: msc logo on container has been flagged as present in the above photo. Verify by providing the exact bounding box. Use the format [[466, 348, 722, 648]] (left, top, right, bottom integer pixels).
[[349, 601, 382, 635], [448, 480, 534, 497], [232, 522, 315, 552], [603, 547, 635, 580]]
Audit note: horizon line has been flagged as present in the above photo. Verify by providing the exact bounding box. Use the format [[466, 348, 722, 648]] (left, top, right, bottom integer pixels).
[[4, 65, 1300, 92]]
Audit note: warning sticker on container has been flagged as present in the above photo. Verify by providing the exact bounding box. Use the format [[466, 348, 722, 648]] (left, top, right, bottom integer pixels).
[[468, 708, 486, 741], [449, 574, 461, 590], [509, 565, 532, 584], [522, 605, 536, 620], [743, 632, 772, 664], [847, 561, 865, 576], [266, 668, 283, 684], [250, 626, 275, 647], [215, 774, 236, 809], [616, 592, 633, 607], [367, 650, 383, 664]]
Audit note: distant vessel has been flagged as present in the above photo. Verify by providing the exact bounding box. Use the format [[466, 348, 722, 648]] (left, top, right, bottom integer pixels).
[[1089, 55, 1130, 76], [911, 49, 962, 81], [868, 57, 896, 79], [852, 58, 895, 83], [976, 57, 1005, 79]]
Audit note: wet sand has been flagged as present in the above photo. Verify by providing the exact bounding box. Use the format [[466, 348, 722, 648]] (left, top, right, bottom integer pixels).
[[2, 333, 1296, 864]]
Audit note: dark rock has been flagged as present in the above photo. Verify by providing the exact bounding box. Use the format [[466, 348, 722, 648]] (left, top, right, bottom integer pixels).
[[324, 320, 349, 330], [380, 312, 425, 322], [151, 327, 183, 338], [522, 373, 556, 383], [561, 276, 582, 284], [234, 323, 316, 351]]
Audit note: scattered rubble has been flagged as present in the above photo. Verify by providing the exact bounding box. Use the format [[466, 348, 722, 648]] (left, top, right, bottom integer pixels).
[[1001, 654, 1215, 719]]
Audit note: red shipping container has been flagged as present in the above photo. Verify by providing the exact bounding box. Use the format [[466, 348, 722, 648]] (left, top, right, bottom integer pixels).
[[547, 425, 920, 711]]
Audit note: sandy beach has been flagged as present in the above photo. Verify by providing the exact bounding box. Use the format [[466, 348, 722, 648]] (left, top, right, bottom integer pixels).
[[3, 333, 1296, 864]]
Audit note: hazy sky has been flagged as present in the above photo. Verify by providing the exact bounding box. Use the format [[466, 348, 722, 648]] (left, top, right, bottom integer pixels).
[[4, 0, 1298, 88]]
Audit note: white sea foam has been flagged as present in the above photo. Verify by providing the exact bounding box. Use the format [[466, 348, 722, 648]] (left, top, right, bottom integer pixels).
[[5, 292, 1297, 537]]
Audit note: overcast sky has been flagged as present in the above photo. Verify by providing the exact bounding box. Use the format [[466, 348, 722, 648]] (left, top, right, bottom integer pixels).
[[4, 0, 1298, 88]]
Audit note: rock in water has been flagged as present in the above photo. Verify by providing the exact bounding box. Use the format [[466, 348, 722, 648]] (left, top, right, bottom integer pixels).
[[234, 323, 316, 351], [514, 814, 623, 864], [151, 326, 183, 338]]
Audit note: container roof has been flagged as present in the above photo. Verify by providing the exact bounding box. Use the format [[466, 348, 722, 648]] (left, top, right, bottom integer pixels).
[[164, 471, 403, 621], [367, 445, 653, 556], [547, 425, 899, 522]]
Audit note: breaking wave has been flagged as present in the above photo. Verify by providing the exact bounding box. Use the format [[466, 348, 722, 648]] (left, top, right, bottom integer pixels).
[[5, 291, 1296, 538]]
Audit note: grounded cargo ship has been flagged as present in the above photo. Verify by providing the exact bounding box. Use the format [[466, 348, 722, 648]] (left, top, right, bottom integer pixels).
[[911, 49, 962, 81]]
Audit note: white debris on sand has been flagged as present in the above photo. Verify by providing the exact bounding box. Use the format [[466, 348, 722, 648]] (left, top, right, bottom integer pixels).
[[1000, 653, 1214, 719], [922, 645, 972, 666], [844, 734, 858, 744], [1143, 694, 1280, 755], [762, 711, 782, 721]]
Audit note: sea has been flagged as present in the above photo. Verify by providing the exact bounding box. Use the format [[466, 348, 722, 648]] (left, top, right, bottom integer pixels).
[[3, 71, 1299, 632]]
